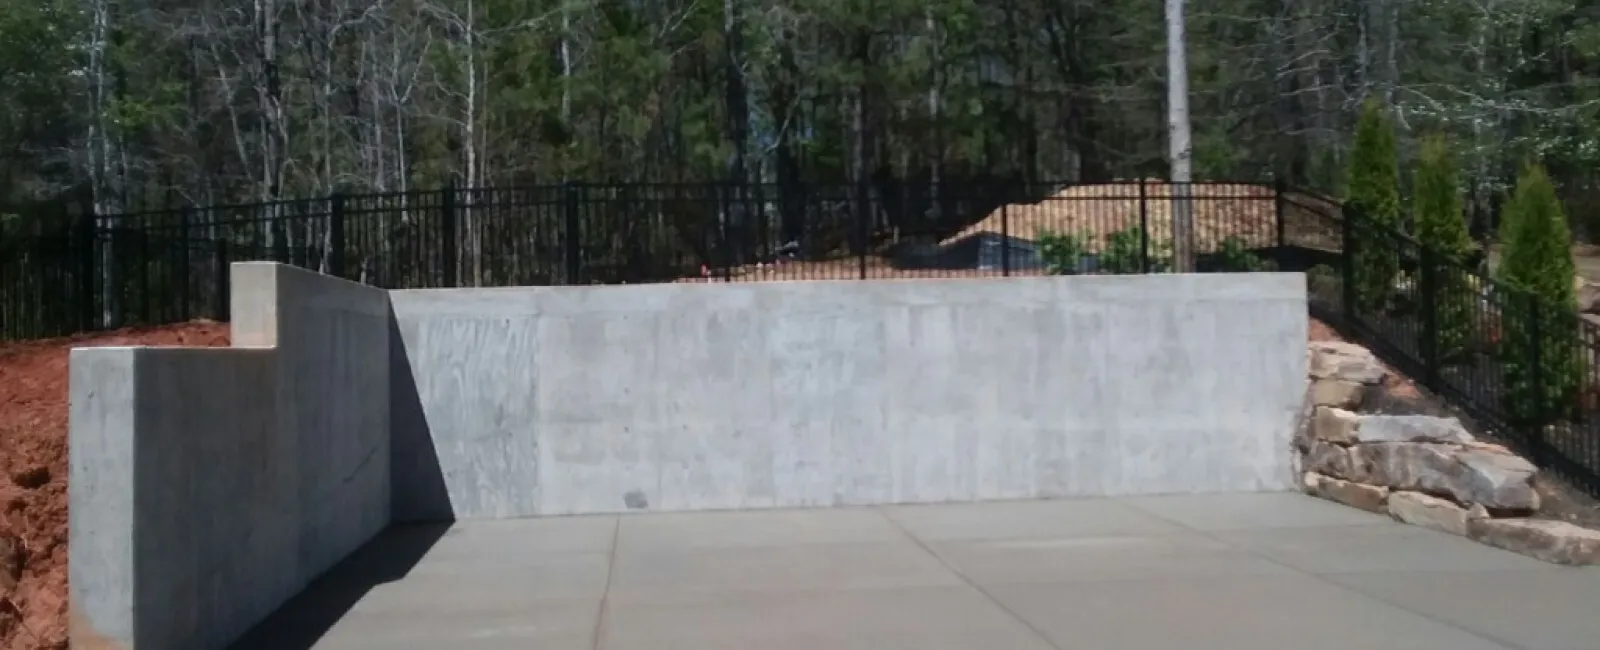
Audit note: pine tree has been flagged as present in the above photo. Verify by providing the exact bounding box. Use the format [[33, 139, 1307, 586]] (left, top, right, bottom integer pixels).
[[1345, 97, 1402, 313], [1412, 133, 1475, 362], [1496, 162, 1584, 424]]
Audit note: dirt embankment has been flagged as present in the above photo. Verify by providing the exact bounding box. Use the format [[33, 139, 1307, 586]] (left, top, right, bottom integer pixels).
[[0, 322, 229, 650], [946, 181, 1341, 253]]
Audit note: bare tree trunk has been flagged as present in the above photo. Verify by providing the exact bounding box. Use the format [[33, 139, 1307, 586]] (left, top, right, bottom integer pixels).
[[1166, 0, 1195, 272], [722, 0, 752, 265], [1382, 0, 1400, 107], [926, 4, 941, 217], [463, 0, 481, 285], [1356, 0, 1372, 100], [850, 29, 871, 255], [88, 0, 117, 326], [560, 0, 572, 179], [1468, 3, 1494, 241], [255, 0, 288, 257]]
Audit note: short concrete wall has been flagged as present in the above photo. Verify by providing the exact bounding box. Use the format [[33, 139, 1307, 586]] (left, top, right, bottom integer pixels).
[[390, 273, 1309, 521], [69, 263, 390, 650]]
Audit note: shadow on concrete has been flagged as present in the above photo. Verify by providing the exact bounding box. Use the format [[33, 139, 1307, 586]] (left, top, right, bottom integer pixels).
[[388, 310, 455, 522], [226, 310, 461, 649], [225, 523, 451, 649]]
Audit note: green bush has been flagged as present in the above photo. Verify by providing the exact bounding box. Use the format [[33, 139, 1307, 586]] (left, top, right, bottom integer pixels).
[[1036, 228, 1090, 275], [1496, 162, 1585, 425], [1214, 236, 1277, 272], [1038, 225, 1172, 275], [1345, 97, 1402, 313], [1307, 263, 1340, 297], [1097, 225, 1172, 274], [1412, 133, 1476, 363]]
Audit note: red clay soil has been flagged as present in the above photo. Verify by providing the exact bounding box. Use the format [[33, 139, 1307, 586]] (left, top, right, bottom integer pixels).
[[0, 321, 229, 650]]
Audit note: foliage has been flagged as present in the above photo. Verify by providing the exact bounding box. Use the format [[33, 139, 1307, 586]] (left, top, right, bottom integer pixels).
[[1413, 134, 1473, 254], [1098, 226, 1171, 274], [1306, 263, 1340, 298], [1346, 97, 1402, 313], [1213, 236, 1276, 272], [5, 0, 1600, 316], [1036, 228, 1090, 275], [0, 0, 1586, 208], [1413, 133, 1477, 362], [1035, 225, 1171, 275], [1496, 162, 1585, 425]]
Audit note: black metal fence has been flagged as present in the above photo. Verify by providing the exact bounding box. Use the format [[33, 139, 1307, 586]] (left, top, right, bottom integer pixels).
[[2, 178, 1599, 497], [1306, 205, 1600, 498], [0, 180, 1339, 338]]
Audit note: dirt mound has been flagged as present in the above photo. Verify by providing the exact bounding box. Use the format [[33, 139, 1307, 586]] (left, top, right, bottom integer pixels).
[[945, 181, 1341, 253], [0, 321, 229, 650]]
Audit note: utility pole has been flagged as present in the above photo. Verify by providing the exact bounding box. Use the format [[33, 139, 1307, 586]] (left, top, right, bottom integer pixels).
[[1166, 0, 1195, 272]]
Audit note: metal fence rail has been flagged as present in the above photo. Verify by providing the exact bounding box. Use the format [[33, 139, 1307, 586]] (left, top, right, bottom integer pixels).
[[2, 178, 1599, 499], [1305, 206, 1600, 498], [3, 179, 1325, 335]]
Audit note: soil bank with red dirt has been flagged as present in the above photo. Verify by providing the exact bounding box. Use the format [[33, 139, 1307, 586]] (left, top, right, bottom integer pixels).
[[0, 321, 229, 650]]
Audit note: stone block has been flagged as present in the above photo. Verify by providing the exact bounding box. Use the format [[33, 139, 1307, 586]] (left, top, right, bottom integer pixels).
[[1304, 472, 1389, 513], [1386, 491, 1470, 536], [1467, 518, 1600, 566]]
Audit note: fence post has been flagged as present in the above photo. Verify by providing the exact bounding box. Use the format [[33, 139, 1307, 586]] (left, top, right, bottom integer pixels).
[[1138, 179, 1150, 273], [178, 205, 192, 321], [1341, 207, 1358, 322], [1419, 246, 1441, 391], [720, 183, 735, 281], [441, 183, 458, 287], [856, 179, 870, 280], [564, 181, 583, 284], [77, 209, 98, 332], [138, 226, 150, 325], [328, 191, 347, 278], [1274, 179, 1288, 251], [1001, 201, 1011, 276], [214, 239, 231, 321]]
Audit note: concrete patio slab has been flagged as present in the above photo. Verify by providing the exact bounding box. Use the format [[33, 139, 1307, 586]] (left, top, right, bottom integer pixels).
[[882, 496, 1187, 541], [923, 531, 1297, 584], [228, 493, 1600, 650], [310, 596, 600, 650], [1118, 491, 1387, 530], [609, 540, 960, 596], [613, 507, 905, 550], [1210, 519, 1561, 574], [1322, 569, 1600, 650], [599, 586, 1058, 650], [984, 574, 1514, 650]]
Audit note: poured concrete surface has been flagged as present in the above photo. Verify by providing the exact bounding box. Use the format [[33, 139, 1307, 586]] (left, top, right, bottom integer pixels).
[[70, 264, 393, 650], [388, 274, 1308, 520], [228, 493, 1600, 650]]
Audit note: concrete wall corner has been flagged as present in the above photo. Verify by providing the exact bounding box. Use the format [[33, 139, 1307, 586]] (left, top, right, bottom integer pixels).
[[68, 263, 395, 650], [67, 347, 141, 649], [228, 262, 283, 347]]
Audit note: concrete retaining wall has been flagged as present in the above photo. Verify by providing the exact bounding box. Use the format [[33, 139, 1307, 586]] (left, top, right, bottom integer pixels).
[[390, 273, 1309, 521], [68, 267, 1311, 649], [69, 263, 390, 650]]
